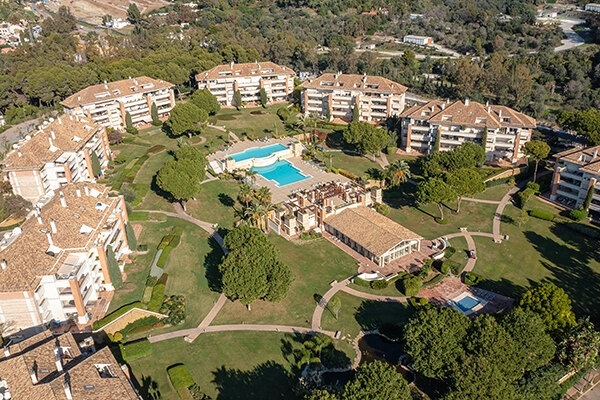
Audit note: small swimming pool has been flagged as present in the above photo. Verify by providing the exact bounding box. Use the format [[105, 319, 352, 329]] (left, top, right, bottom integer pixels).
[[229, 144, 287, 162], [455, 295, 481, 312], [252, 160, 310, 187]]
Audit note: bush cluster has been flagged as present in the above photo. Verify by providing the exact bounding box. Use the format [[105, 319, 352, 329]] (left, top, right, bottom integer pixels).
[[400, 275, 422, 296], [121, 339, 153, 362], [464, 272, 482, 286], [167, 364, 195, 390], [529, 209, 555, 221], [160, 295, 186, 326], [569, 209, 588, 221]]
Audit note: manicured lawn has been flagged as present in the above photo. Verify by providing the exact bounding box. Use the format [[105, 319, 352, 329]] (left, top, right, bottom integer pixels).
[[129, 331, 303, 400], [134, 150, 173, 184], [384, 186, 497, 239], [473, 197, 600, 322], [212, 235, 358, 326], [321, 291, 414, 340], [109, 218, 222, 332], [325, 151, 381, 179], [208, 105, 297, 139], [473, 183, 513, 201], [186, 180, 243, 230], [385, 151, 419, 164], [195, 126, 228, 152]]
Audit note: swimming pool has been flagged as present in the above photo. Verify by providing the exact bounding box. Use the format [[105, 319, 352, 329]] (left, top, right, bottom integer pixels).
[[455, 295, 481, 312], [229, 144, 287, 162], [252, 160, 310, 187]]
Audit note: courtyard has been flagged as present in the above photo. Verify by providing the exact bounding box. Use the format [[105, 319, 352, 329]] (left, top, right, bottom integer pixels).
[[99, 107, 600, 399]]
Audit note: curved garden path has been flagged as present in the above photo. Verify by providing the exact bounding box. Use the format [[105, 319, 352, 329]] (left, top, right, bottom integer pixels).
[[142, 177, 527, 343], [207, 123, 240, 142]]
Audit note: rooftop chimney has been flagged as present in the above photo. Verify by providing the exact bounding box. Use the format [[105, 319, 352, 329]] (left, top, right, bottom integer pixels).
[[75, 189, 82, 198], [77, 95, 81, 102], [46, 231, 53, 247], [59, 191, 66, 208], [3, 346, 9, 358], [54, 347, 63, 372], [50, 130, 56, 139], [441, 103, 446, 110], [57, 116, 62, 124], [1, 260, 6, 270], [594, 148, 599, 159], [30, 367, 37, 384], [17, 151, 21, 157], [84, 186, 89, 196], [230, 61, 234, 69], [498, 109, 502, 118], [465, 98, 470, 106], [488, 106, 491, 113], [50, 219, 57, 234], [63, 377, 72, 400]]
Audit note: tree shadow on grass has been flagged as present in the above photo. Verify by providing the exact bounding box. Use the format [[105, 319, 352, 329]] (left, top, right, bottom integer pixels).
[[204, 237, 225, 293], [218, 193, 235, 207], [524, 226, 600, 323], [354, 300, 414, 331], [212, 361, 297, 400], [150, 174, 175, 203], [132, 374, 161, 400], [476, 277, 527, 301]]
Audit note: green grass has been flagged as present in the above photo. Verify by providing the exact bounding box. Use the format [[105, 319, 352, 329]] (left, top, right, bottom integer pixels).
[[325, 151, 381, 179], [128, 331, 304, 400], [208, 105, 297, 139], [212, 235, 358, 326], [186, 180, 242, 230], [473, 183, 513, 201], [321, 291, 414, 340], [134, 151, 173, 184], [384, 186, 496, 239], [472, 197, 600, 322]]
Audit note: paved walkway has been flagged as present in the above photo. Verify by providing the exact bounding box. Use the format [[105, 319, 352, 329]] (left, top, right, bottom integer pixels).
[[185, 293, 227, 341], [462, 197, 501, 205], [312, 279, 350, 330], [148, 248, 164, 277]]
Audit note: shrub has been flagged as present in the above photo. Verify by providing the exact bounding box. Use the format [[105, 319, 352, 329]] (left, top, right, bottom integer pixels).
[[518, 188, 535, 208], [374, 202, 390, 216], [147, 283, 165, 312], [422, 274, 445, 288], [442, 259, 462, 275], [188, 384, 211, 400], [464, 272, 482, 286], [93, 302, 144, 331], [337, 168, 359, 180], [399, 275, 421, 296], [526, 181, 540, 193], [440, 262, 450, 274], [444, 247, 456, 258], [128, 183, 149, 206], [160, 295, 186, 326], [569, 209, 588, 221], [142, 285, 154, 304], [353, 277, 371, 287], [146, 276, 158, 287], [121, 339, 153, 362], [147, 145, 166, 153], [167, 364, 195, 389], [529, 209, 555, 221], [120, 316, 160, 338], [156, 246, 173, 268], [371, 279, 389, 290], [113, 332, 123, 342], [435, 217, 450, 224]]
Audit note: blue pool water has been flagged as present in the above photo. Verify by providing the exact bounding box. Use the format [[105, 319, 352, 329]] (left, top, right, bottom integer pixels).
[[229, 144, 287, 162], [252, 160, 310, 187], [455, 296, 480, 312]]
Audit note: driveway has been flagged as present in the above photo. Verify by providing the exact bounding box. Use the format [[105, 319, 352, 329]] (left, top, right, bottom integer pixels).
[[536, 17, 586, 52]]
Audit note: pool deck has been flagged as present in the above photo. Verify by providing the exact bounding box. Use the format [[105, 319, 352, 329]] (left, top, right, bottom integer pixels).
[[252, 156, 350, 204], [209, 137, 296, 164]]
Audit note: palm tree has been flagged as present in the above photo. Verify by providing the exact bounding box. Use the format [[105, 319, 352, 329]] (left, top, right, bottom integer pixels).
[[384, 160, 411, 188], [245, 169, 258, 184], [238, 183, 253, 207], [255, 186, 272, 205], [244, 203, 264, 228]]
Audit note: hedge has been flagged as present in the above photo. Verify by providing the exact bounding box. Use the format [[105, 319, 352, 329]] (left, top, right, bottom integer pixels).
[[147, 145, 166, 153], [444, 247, 456, 258], [167, 364, 195, 390], [129, 211, 149, 221], [529, 209, 555, 221], [371, 279, 389, 290], [422, 274, 445, 289], [569, 209, 588, 221], [399, 275, 421, 296], [121, 339, 153, 362], [442, 259, 462, 275], [147, 283, 165, 312], [119, 316, 160, 338], [129, 183, 149, 207], [142, 285, 154, 303], [93, 301, 144, 330], [353, 277, 371, 287], [464, 272, 482, 286], [157, 246, 174, 268]]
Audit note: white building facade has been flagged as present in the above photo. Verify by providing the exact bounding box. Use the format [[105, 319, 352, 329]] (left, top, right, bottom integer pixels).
[[400, 99, 536, 163], [196, 62, 296, 107], [0, 183, 131, 332], [61, 76, 175, 130], [301, 73, 407, 124]]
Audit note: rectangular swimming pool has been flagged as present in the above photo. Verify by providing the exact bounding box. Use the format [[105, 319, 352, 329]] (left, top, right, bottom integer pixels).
[[229, 144, 287, 162], [455, 295, 481, 312], [252, 160, 310, 187]]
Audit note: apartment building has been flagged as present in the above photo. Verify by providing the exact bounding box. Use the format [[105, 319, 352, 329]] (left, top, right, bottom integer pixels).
[[550, 146, 600, 216], [400, 99, 536, 163], [61, 76, 175, 130], [195, 61, 295, 107], [1, 116, 110, 202], [301, 73, 407, 124], [0, 183, 131, 332], [0, 330, 138, 399], [585, 3, 600, 12]]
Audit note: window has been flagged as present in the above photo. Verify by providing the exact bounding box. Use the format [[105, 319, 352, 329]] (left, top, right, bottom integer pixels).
[[320, 81, 334, 87]]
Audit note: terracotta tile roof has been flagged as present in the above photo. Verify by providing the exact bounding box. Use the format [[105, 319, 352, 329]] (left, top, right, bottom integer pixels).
[[556, 145, 600, 175], [195, 61, 295, 81], [0, 183, 120, 292], [400, 99, 536, 128], [61, 76, 174, 108], [1, 116, 103, 170], [0, 331, 138, 399], [324, 206, 422, 256], [302, 73, 407, 95]]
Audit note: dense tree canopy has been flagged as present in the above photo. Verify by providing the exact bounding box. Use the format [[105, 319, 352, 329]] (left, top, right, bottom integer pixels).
[[520, 282, 577, 334], [220, 226, 293, 306], [190, 89, 221, 115], [164, 103, 208, 137]]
